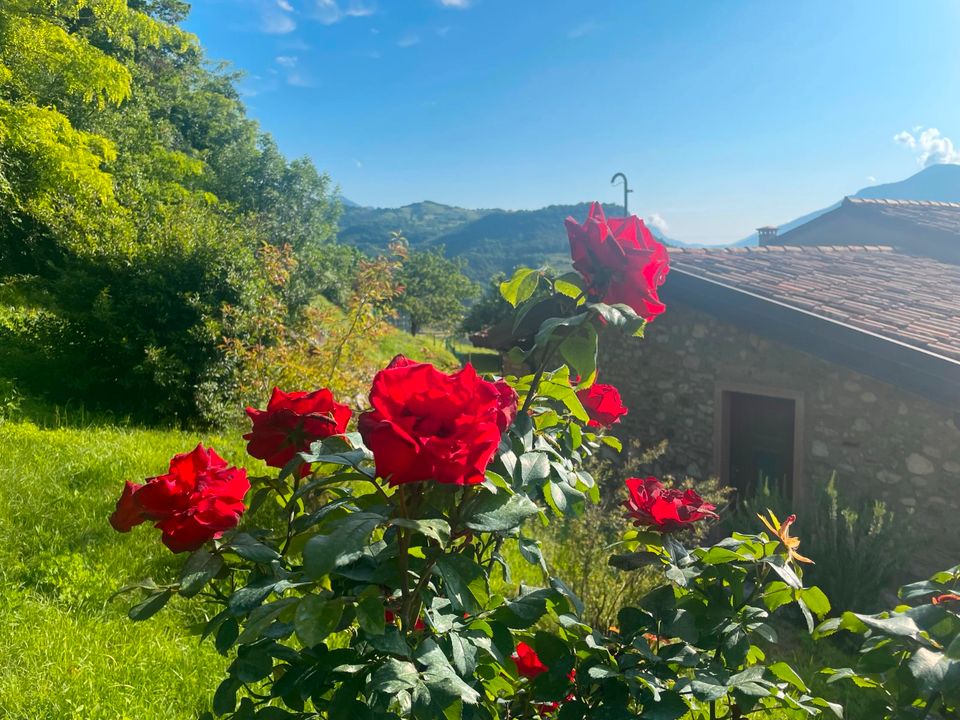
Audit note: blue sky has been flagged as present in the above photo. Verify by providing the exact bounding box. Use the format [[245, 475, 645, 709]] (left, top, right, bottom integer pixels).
[[185, 0, 960, 244]]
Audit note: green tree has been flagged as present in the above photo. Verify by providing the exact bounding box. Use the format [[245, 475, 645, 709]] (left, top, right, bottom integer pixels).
[[0, 0, 348, 423], [396, 246, 479, 336]]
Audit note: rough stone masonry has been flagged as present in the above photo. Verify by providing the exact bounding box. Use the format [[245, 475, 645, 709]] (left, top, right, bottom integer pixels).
[[600, 302, 960, 574]]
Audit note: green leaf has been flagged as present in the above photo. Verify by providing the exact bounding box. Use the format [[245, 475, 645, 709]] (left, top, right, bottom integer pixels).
[[295, 595, 344, 647], [800, 586, 831, 618], [588, 302, 647, 337], [768, 662, 809, 692], [500, 268, 540, 307], [516, 452, 551, 485], [764, 556, 803, 590], [518, 535, 548, 573], [600, 434, 622, 452], [389, 517, 451, 545], [699, 547, 742, 565], [357, 590, 386, 636], [370, 658, 420, 694], [947, 633, 960, 660], [556, 321, 598, 382], [225, 533, 280, 564], [855, 612, 924, 641], [213, 678, 240, 715], [553, 272, 585, 301], [179, 549, 224, 598], [641, 690, 689, 720], [415, 639, 480, 705], [236, 597, 298, 644], [824, 667, 882, 688], [437, 554, 489, 615], [303, 512, 384, 579], [128, 589, 173, 621], [908, 647, 949, 693], [216, 617, 240, 654], [465, 491, 540, 533], [690, 674, 728, 701], [762, 581, 796, 613]]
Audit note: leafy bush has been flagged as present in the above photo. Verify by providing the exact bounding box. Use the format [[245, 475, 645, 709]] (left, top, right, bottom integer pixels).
[[540, 440, 732, 629], [725, 474, 911, 614], [816, 565, 960, 718], [108, 205, 844, 719]]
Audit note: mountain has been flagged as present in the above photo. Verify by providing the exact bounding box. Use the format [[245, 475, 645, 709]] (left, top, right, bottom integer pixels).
[[736, 164, 960, 245], [338, 201, 488, 255], [339, 200, 680, 281]]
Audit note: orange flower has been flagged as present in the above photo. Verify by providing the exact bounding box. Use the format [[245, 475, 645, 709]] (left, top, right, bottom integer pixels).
[[758, 510, 814, 565], [931, 593, 960, 606]]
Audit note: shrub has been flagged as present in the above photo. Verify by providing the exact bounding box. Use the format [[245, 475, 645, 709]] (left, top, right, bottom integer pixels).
[[106, 203, 844, 719], [725, 473, 911, 614]]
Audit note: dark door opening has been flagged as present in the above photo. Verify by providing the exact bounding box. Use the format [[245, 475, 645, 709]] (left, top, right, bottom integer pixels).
[[724, 391, 796, 502]]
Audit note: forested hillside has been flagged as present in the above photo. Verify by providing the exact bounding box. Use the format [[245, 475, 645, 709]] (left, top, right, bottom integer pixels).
[[340, 201, 678, 280], [0, 0, 358, 424]]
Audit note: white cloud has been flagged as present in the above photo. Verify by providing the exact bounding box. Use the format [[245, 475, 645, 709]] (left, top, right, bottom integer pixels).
[[646, 213, 669, 235], [895, 126, 960, 167], [354, 159, 364, 169], [436, 25, 452, 36], [568, 20, 598, 39], [287, 71, 314, 87], [397, 33, 420, 47], [259, 0, 296, 33], [275, 55, 298, 67], [261, 10, 296, 33], [866, 175, 877, 184], [311, 0, 375, 24], [439, 0, 470, 7]]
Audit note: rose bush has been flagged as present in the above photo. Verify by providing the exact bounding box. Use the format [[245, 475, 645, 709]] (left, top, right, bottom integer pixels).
[[109, 203, 878, 719]]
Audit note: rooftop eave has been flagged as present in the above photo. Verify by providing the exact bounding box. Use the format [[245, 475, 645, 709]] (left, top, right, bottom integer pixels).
[[665, 265, 960, 406]]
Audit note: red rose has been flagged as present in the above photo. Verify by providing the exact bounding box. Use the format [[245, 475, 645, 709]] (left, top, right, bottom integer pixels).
[[109, 444, 249, 553], [244, 387, 351, 474], [565, 202, 669, 321], [511, 641, 548, 679], [576, 383, 628, 428], [623, 477, 717, 532], [358, 355, 517, 486]]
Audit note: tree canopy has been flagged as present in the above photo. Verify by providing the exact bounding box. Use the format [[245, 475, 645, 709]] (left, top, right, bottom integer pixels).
[[0, 0, 348, 423], [395, 246, 479, 336]]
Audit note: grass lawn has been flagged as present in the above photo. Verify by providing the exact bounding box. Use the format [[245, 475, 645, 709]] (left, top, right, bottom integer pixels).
[[0, 417, 252, 719], [0, 405, 863, 719]]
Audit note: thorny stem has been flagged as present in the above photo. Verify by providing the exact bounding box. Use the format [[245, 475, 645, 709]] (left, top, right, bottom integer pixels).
[[396, 486, 412, 619], [279, 477, 302, 557], [519, 341, 560, 416]]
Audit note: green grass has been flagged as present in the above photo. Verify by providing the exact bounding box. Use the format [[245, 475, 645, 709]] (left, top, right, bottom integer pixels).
[[0, 417, 256, 719], [0, 401, 862, 719]]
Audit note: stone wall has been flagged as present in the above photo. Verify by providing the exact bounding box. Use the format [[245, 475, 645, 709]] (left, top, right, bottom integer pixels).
[[599, 302, 960, 572]]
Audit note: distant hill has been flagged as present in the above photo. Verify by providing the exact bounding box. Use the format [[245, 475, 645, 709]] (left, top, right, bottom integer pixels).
[[339, 201, 679, 281], [736, 164, 960, 245]]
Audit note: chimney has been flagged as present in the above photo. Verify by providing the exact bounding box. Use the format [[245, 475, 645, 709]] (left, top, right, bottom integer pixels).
[[756, 225, 778, 246]]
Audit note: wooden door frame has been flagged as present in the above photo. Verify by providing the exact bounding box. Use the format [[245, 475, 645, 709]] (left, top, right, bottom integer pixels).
[[713, 382, 806, 508]]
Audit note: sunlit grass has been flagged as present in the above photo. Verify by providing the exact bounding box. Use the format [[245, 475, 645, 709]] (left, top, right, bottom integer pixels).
[[0, 420, 249, 719]]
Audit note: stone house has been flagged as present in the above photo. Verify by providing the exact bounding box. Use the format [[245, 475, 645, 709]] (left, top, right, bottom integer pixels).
[[599, 226, 960, 570]]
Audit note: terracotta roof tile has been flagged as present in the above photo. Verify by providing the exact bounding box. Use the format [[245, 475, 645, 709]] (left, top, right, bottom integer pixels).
[[670, 246, 960, 360]]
